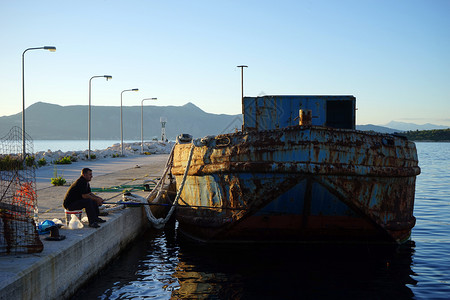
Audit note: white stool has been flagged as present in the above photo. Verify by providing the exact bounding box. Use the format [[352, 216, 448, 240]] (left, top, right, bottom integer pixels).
[[64, 209, 83, 226]]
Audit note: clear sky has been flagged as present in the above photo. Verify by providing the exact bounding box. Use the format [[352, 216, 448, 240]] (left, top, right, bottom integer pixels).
[[1, 0, 449, 126]]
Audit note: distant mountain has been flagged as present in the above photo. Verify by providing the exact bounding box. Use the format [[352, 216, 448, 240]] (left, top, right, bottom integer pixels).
[[356, 124, 400, 134], [357, 122, 450, 134], [2, 102, 448, 140], [0, 102, 243, 140], [383, 121, 449, 131]]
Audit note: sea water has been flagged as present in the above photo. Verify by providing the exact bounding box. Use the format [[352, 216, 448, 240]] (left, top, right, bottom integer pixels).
[[32, 140, 139, 153], [73, 142, 450, 299], [0, 140, 142, 154]]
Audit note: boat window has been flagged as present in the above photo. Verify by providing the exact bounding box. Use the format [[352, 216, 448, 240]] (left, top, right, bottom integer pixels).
[[326, 100, 354, 129]]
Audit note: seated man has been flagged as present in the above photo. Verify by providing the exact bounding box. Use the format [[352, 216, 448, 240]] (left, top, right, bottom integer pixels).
[[63, 168, 106, 228]]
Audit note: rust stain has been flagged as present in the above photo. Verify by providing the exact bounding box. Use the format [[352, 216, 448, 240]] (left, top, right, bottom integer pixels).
[[172, 125, 420, 243]]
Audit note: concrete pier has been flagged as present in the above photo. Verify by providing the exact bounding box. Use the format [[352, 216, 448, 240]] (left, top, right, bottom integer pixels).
[[0, 154, 169, 300]]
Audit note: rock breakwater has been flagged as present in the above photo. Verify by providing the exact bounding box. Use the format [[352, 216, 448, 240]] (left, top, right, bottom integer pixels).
[[33, 141, 174, 165]]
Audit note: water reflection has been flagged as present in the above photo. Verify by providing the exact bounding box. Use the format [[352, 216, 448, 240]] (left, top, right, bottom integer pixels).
[[173, 236, 416, 299], [74, 226, 417, 299]]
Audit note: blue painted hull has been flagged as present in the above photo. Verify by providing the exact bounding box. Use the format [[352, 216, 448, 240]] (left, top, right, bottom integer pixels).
[[172, 125, 420, 244], [171, 95, 419, 243]]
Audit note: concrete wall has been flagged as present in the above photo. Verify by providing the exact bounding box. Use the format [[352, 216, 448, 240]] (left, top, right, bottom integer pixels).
[[0, 207, 148, 300]]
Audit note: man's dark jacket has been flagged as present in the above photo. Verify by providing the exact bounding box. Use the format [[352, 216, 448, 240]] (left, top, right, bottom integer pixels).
[[63, 176, 90, 208]]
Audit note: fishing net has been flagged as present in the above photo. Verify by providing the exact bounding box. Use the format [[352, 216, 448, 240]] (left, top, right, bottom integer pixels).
[[0, 126, 43, 254]]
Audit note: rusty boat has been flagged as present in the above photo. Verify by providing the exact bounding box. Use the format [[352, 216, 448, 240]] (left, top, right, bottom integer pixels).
[[171, 95, 420, 244]]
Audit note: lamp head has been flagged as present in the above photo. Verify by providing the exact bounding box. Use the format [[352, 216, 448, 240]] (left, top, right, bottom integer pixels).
[[104, 75, 112, 81], [44, 46, 56, 52], [132, 88, 139, 92]]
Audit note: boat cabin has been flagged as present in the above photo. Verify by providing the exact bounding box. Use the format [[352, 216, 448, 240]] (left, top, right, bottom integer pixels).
[[242, 95, 356, 131]]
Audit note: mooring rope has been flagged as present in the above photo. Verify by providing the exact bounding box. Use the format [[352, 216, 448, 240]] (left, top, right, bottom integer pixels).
[[121, 142, 195, 229]]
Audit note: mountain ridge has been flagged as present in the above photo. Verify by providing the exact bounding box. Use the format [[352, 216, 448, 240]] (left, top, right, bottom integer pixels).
[[0, 102, 241, 140], [1, 102, 448, 140], [383, 121, 449, 131]]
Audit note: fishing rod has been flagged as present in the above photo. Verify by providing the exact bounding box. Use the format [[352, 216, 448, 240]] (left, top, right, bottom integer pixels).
[[102, 201, 246, 211]]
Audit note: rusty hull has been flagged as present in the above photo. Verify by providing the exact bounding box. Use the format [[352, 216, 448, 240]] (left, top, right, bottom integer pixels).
[[172, 126, 420, 244]]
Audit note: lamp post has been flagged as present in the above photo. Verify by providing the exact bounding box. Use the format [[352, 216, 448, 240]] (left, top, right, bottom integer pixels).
[[236, 65, 248, 125], [88, 75, 112, 160], [141, 98, 157, 154], [120, 88, 139, 156], [22, 46, 56, 159]]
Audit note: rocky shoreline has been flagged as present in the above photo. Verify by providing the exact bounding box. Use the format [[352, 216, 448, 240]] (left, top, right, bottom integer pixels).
[[33, 141, 175, 165]]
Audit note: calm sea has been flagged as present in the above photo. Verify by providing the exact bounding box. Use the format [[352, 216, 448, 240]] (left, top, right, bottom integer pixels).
[[32, 140, 139, 153], [0, 140, 144, 154], [72, 142, 450, 299]]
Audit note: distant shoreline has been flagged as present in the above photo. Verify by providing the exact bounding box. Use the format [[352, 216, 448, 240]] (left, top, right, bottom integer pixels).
[[413, 140, 450, 143]]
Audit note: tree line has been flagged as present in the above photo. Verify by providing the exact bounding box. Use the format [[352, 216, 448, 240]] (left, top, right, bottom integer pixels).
[[398, 128, 450, 141]]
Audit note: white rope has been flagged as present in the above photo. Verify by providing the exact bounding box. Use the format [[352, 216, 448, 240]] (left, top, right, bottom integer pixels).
[[122, 142, 195, 229]]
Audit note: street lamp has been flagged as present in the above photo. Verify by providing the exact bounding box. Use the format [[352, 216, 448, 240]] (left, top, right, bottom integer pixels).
[[22, 46, 56, 158], [88, 75, 112, 160], [141, 98, 157, 154], [120, 88, 139, 156]]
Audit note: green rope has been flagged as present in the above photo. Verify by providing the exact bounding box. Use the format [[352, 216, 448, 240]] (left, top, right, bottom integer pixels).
[[91, 184, 156, 193]]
